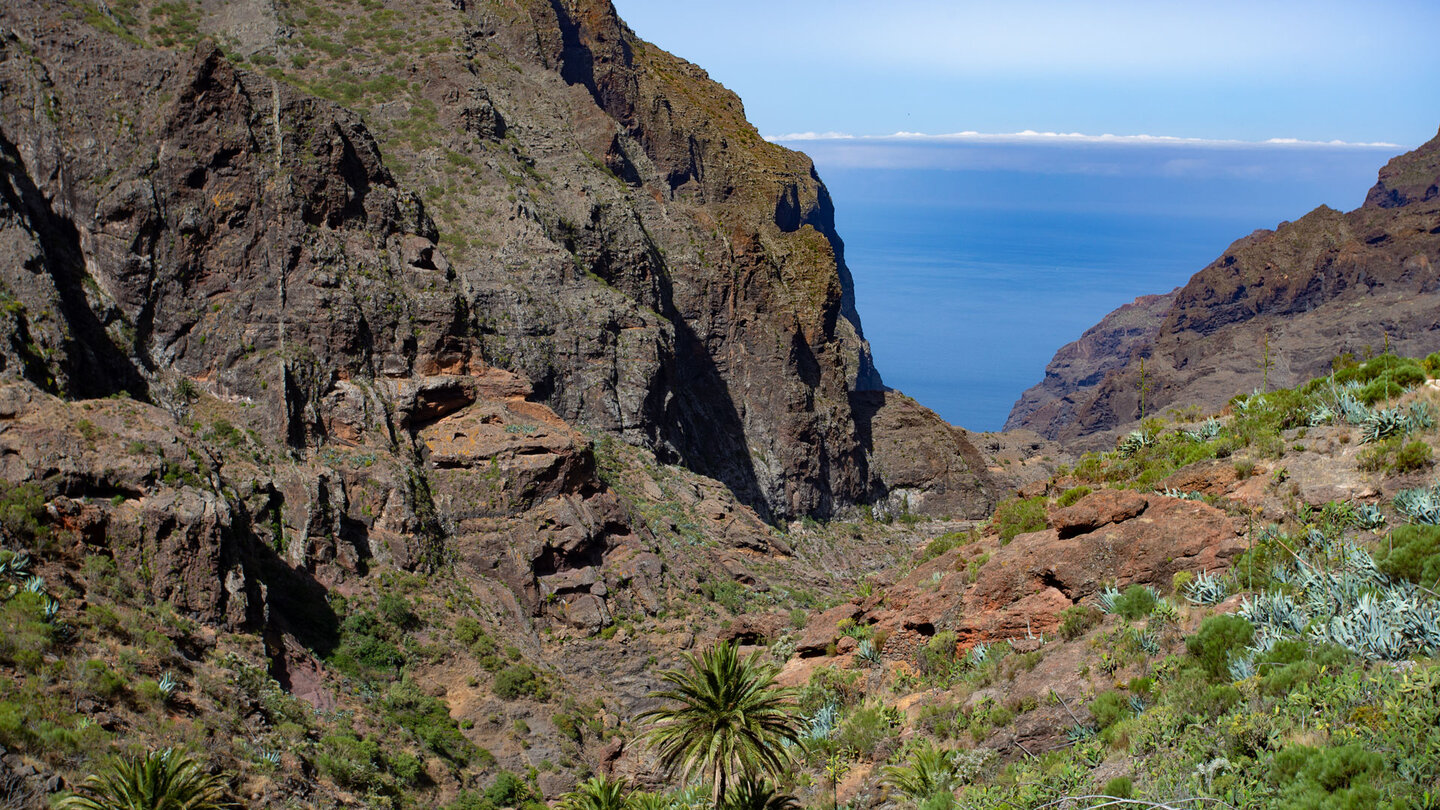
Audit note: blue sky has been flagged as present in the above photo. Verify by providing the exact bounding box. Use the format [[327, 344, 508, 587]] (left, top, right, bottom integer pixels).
[[611, 0, 1440, 147]]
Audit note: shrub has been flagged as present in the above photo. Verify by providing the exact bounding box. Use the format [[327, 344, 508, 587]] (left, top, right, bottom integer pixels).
[[1058, 605, 1101, 640], [835, 702, 899, 754], [383, 681, 476, 764], [1186, 614, 1254, 680], [1089, 691, 1131, 731], [80, 659, 126, 700], [1055, 486, 1092, 508], [1111, 585, 1158, 620], [1394, 440, 1433, 473], [378, 593, 418, 629], [493, 665, 542, 700], [1269, 744, 1386, 809], [1102, 777, 1133, 799], [1375, 523, 1440, 588], [329, 610, 404, 679], [992, 497, 1047, 544], [915, 631, 958, 677], [0, 481, 49, 546], [485, 771, 535, 807]]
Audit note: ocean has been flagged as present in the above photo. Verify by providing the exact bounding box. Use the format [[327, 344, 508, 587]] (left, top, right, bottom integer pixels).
[[780, 137, 1408, 431]]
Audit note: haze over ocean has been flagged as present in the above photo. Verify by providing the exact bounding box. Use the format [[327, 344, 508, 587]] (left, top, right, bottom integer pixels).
[[778, 137, 1408, 432]]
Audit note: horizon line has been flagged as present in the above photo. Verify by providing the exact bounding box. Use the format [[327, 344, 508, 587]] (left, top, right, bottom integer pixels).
[[764, 130, 1405, 149]]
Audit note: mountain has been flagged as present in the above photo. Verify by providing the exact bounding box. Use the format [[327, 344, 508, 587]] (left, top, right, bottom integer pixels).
[[0, 0, 1004, 804], [0, 0, 999, 524], [1006, 129, 1440, 446]]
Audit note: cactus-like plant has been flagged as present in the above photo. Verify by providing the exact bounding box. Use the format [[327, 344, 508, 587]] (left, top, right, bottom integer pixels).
[[966, 642, 991, 668], [1116, 430, 1152, 458], [1408, 401, 1436, 432], [1095, 587, 1122, 614], [803, 703, 838, 743], [1353, 503, 1385, 530], [855, 639, 881, 666], [1184, 570, 1229, 605], [157, 671, 180, 702], [1363, 407, 1409, 443], [1395, 484, 1440, 525]]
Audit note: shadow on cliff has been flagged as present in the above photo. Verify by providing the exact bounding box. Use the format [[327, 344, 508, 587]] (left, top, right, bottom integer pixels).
[[662, 316, 776, 524], [0, 128, 148, 400]]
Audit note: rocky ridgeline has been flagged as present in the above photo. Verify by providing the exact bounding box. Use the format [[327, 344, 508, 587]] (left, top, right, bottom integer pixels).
[[1008, 130, 1440, 448]]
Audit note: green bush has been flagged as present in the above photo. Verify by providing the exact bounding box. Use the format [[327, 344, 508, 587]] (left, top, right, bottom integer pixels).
[[918, 531, 972, 564], [0, 481, 49, 546], [1058, 604, 1101, 640], [330, 610, 405, 679], [1055, 486, 1092, 508], [80, 659, 126, 700], [378, 593, 418, 629], [493, 665, 542, 700], [1375, 523, 1440, 588], [915, 631, 958, 677], [1186, 614, 1254, 680], [835, 702, 899, 753], [1269, 744, 1386, 809], [1089, 691, 1131, 731], [1393, 440, 1433, 473], [0, 591, 55, 670], [383, 681, 476, 764], [992, 496, 1047, 544], [485, 771, 534, 807], [1111, 585, 1158, 620], [1102, 777, 1133, 799]]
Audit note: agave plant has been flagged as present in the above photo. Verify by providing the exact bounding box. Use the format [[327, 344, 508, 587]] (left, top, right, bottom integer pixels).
[[1181, 419, 1223, 442], [1115, 430, 1153, 458], [1149, 598, 1179, 625], [157, 672, 180, 702], [1353, 503, 1386, 531], [1129, 627, 1161, 656], [1395, 484, 1440, 525], [1184, 570, 1229, 605], [1127, 694, 1147, 714], [1363, 407, 1409, 443], [1335, 387, 1372, 425], [1408, 400, 1437, 432], [1095, 587, 1122, 614], [1306, 403, 1336, 426], [56, 749, 233, 810], [1227, 652, 1256, 682], [855, 639, 882, 666], [966, 642, 991, 668], [802, 703, 839, 744], [1240, 591, 1307, 635]]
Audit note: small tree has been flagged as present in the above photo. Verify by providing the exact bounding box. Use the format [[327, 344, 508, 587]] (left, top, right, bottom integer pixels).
[[57, 748, 233, 810], [639, 642, 801, 807]]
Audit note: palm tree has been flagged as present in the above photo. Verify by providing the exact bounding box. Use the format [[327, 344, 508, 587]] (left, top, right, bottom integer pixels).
[[720, 776, 800, 810], [57, 748, 233, 810], [638, 642, 801, 807], [559, 775, 634, 810], [879, 741, 970, 804]]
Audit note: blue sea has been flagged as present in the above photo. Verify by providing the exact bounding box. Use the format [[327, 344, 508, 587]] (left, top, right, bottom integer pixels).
[[780, 137, 1407, 431]]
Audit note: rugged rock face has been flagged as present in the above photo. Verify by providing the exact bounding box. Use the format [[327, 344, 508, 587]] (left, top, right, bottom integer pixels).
[[0, 0, 993, 527], [1007, 130, 1440, 446]]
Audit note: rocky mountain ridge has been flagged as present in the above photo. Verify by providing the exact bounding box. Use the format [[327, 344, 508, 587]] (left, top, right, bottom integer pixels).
[[1007, 129, 1440, 446]]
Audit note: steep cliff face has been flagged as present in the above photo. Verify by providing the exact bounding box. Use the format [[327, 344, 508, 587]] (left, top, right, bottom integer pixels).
[[0, 0, 940, 524], [1008, 130, 1440, 445]]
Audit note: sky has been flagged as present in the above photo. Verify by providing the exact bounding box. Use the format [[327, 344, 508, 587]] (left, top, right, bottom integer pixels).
[[608, 1, 1440, 429], [610, 0, 1440, 147]]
